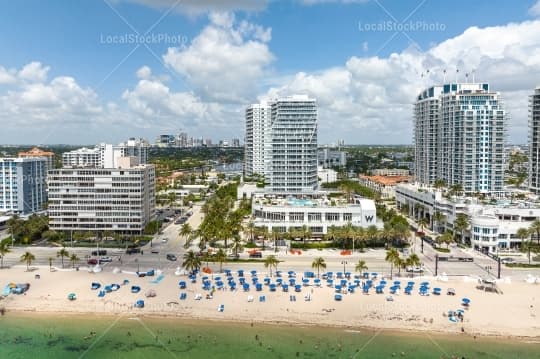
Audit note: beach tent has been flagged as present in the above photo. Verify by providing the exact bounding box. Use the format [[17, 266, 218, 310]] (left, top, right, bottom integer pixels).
[[145, 289, 157, 298]]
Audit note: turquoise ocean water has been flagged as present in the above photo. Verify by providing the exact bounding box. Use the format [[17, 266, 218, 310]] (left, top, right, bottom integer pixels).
[[0, 313, 538, 358]]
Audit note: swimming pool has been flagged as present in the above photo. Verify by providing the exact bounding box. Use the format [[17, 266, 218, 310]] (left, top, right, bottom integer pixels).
[[287, 199, 314, 206]]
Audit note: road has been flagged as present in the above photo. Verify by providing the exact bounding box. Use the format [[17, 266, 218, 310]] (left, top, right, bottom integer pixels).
[[2, 204, 539, 281]]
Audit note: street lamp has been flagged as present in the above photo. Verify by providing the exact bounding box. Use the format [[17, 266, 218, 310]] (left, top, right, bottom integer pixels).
[[135, 258, 140, 273], [341, 260, 347, 273]]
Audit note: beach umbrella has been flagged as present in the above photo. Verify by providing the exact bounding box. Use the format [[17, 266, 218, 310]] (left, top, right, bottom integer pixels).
[[462, 298, 471, 306], [68, 293, 77, 301], [238, 270, 244, 277], [294, 284, 302, 292], [282, 284, 289, 292], [334, 294, 342, 301], [337, 272, 343, 279], [251, 270, 257, 276]]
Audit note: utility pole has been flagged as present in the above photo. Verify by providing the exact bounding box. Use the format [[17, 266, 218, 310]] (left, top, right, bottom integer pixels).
[[435, 254, 438, 276]]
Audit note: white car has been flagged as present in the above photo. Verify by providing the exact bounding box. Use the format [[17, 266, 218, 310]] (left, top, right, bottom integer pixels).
[[161, 238, 168, 243], [500, 258, 515, 264], [99, 256, 113, 263]]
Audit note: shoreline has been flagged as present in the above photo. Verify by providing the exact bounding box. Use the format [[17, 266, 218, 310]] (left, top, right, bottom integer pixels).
[[3, 309, 540, 343]]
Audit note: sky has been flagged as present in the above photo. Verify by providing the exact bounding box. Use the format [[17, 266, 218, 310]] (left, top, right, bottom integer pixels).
[[0, 0, 540, 145]]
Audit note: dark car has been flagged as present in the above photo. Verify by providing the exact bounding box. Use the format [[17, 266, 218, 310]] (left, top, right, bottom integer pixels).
[[166, 254, 177, 261], [91, 250, 107, 256], [126, 247, 141, 254], [249, 252, 262, 258], [87, 258, 98, 265]]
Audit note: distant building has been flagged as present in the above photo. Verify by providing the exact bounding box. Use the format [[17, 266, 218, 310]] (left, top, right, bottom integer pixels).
[[156, 134, 175, 147], [318, 167, 337, 184], [358, 174, 411, 199], [0, 157, 47, 214], [244, 101, 271, 177], [232, 138, 241, 147], [371, 168, 410, 176], [529, 87, 540, 193], [18, 147, 55, 172], [48, 163, 155, 235], [62, 139, 148, 168], [318, 148, 346, 168]]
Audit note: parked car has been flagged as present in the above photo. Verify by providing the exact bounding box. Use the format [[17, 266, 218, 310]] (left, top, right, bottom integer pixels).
[[500, 257, 515, 264], [249, 251, 262, 258], [406, 266, 424, 273], [87, 258, 98, 265], [161, 238, 168, 243], [228, 253, 240, 260], [151, 249, 160, 254], [99, 256, 112, 263], [166, 254, 177, 261], [91, 250, 107, 256]]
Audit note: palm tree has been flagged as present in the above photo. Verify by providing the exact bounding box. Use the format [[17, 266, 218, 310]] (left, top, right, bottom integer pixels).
[[69, 253, 80, 268], [354, 259, 368, 274], [300, 225, 312, 249], [529, 219, 540, 245], [406, 253, 421, 277], [57, 248, 69, 268], [264, 255, 279, 277], [417, 217, 429, 235], [180, 223, 192, 239], [385, 248, 400, 280], [271, 227, 281, 253], [20, 251, 35, 271], [182, 250, 202, 274], [246, 220, 255, 243], [433, 179, 446, 190], [0, 239, 11, 269], [311, 257, 326, 278], [436, 231, 454, 249], [214, 248, 227, 273], [258, 226, 269, 250], [432, 211, 446, 233], [231, 235, 243, 257], [453, 214, 469, 244]]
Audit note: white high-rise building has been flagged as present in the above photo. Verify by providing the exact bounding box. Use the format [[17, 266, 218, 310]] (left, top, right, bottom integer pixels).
[[529, 87, 540, 194], [244, 102, 271, 177], [62, 138, 148, 168], [414, 83, 506, 194], [0, 157, 47, 214], [268, 95, 318, 193], [48, 162, 155, 235]]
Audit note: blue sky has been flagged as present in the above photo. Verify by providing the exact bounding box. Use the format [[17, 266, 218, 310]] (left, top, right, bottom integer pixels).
[[0, 0, 539, 144]]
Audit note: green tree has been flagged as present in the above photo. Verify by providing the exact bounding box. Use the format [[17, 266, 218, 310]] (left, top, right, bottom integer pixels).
[[406, 253, 421, 277], [57, 248, 70, 268], [264, 254, 279, 277], [69, 253, 80, 268], [385, 248, 400, 279], [453, 214, 469, 244], [433, 179, 446, 190], [432, 211, 446, 233], [181, 250, 202, 273], [231, 235, 243, 257], [417, 217, 429, 234], [0, 239, 11, 269], [20, 251, 35, 271], [311, 257, 326, 278], [529, 219, 540, 245], [215, 248, 227, 273], [436, 231, 454, 249], [354, 259, 368, 274]]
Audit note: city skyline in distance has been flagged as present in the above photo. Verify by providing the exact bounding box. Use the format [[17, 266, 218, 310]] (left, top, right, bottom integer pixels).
[[1, 1, 540, 145]]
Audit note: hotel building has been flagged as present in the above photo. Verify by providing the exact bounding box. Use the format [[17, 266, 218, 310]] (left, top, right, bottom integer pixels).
[[414, 83, 506, 194], [62, 138, 148, 168], [244, 102, 271, 177]]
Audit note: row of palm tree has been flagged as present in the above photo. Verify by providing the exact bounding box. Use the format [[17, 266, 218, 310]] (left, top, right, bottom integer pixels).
[[516, 225, 540, 264], [385, 248, 421, 279], [310, 257, 369, 278]]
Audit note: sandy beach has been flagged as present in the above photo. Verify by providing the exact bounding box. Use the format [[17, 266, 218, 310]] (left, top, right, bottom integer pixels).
[[1, 264, 539, 339]]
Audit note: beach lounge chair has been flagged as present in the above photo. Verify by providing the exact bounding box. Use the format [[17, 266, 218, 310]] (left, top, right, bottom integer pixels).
[[256, 283, 263, 291], [91, 282, 101, 290], [98, 290, 105, 298], [314, 279, 321, 287], [433, 288, 441, 295], [461, 298, 471, 307], [111, 284, 120, 291], [447, 288, 456, 296], [259, 295, 266, 302], [294, 284, 301, 292], [282, 284, 289, 292], [376, 285, 384, 294], [238, 270, 244, 277], [302, 278, 309, 286], [386, 296, 394, 302], [264, 278, 271, 285], [304, 293, 311, 301], [194, 293, 202, 300], [135, 300, 145, 308], [180, 292, 187, 300], [218, 304, 224, 312], [243, 283, 250, 292], [269, 284, 277, 292], [131, 286, 141, 293], [179, 281, 186, 289], [68, 293, 77, 301], [334, 294, 342, 301], [247, 295, 254, 302]]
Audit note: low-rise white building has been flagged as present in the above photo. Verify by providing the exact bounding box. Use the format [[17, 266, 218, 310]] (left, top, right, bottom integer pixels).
[[252, 195, 378, 237], [395, 183, 540, 253], [318, 167, 337, 184]]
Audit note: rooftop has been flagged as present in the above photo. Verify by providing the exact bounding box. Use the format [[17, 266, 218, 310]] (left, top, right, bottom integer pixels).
[[360, 175, 411, 186]]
